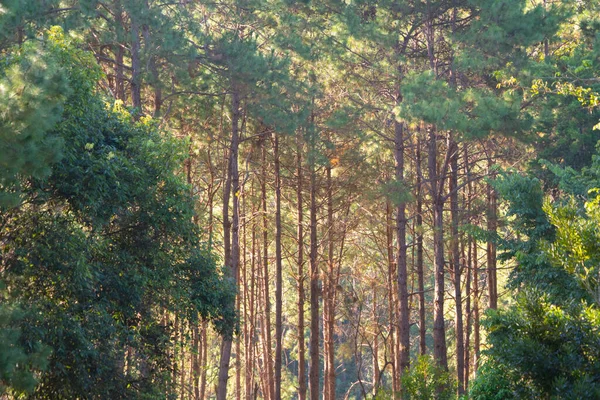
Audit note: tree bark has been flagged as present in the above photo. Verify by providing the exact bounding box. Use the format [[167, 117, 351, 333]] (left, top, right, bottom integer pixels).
[[274, 134, 283, 400], [428, 126, 448, 370], [415, 135, 426, 356], [463, 143, 472, 390], [448, 136, 464, 395], [372, 289, 380, 396], [394, 120, 410, 379], [323, 164, 335, 400], [473, 234, 480, 373], [385, 201, 399, 396], [113, 0, 125, 105], [308, 130, 320, 400], [130, 17, 142, 115], [199, 320, 208, 399], [297, 131, 307, 400], [140, 8, 162, 118], [217, 88, 242, 400], [486, 155, 498, 310], [261, 135, 275, 400], [246, 189, 258, 400]]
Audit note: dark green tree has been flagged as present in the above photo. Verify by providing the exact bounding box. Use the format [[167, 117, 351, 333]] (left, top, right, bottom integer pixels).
[[0, 28, 234, 398], [471, 166, 600, 399]]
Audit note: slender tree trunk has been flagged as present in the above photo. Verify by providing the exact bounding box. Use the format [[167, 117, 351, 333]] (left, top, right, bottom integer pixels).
[[261, 135, 275, 400], [180, 323, 186, 400], [247, 193, 258, 400], [200, 320, 208, 399], [486, 155, 498, 310], [140, 10, 162, 117], [200, 130, 216, 400], [192, 323, 200, 399], [259, 260, 271, 399], [236, 184, 247, 400], [186, 137, 201, 400], [428, 126, 448, 370], [425, 7, 447, 372], [415, 135, 426, 356], [385, 200, 399, 396], [323, 164, 335, 400], [394, 120, 410, 379], [372, 290, 380, 396], [297, 131, 307, 400], [242, 183, 251, 400], [217, 88, 242, 400], [114, 41, 125, 101], [274, 134, 283, 400], [448, 136, 464, 395], [463, 238, 471, 390], [473, 236, 480, 373], [425, 14, 437, 75], [463, 144, 472, 390], [130, 17, 142, 115], [114, 0, 125, 106], [173, 314, 179, 387], [543, 0, 549, 57], [309, 133, 320, 400]]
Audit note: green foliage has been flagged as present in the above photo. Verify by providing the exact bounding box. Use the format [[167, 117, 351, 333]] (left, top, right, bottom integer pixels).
[[380, 178, 414, 206], [400, 355, 456, 400], [398, 71, 530, 140], [0, 293, 50, 397], [0, 40, 67, 207], [469, 363, 519, 400], [473, 159, 600, 399], [490, 172, 585, 302], [472, 294, 600, 399], [493, 172, 552, 241], [0, 28, 233, 398], [0, 26, 103, 208], [457, 0, 565, 70]]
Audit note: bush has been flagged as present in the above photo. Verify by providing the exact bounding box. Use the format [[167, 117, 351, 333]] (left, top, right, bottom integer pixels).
[[400, 355, 456, 400]]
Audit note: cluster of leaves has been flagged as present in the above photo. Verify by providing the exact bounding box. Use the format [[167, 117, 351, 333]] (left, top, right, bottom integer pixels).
[[471, 155, 600, 398], [0, 29, 234, 398], [400, 355, 456, 400]]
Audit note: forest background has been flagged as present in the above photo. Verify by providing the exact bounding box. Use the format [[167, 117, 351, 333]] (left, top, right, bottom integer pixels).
[[1, 0, 600, 399]]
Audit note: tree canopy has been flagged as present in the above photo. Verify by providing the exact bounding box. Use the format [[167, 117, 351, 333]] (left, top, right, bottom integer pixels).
[[1, 0, 600, 399]]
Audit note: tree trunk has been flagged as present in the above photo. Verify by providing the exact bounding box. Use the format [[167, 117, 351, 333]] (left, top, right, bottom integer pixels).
[[173, 314, 179, 387], [217, 88, 242, 400], [415, 135, 426, 356], [274, 134, 283, 400], [246, 191, 258, 400], [385, 201, 399, 396], [297, 131, 307, 400], [473, 236, 480, 373], [180, 322, 186, 400], [323, 164, 335, 400], [309, 133, 320, 400], [463, 143, 472, 390], [192, 323, 200, 399], [394, 120, 410, 379], [186, 137, 201, 400], [261, 135, 275, 400], [200, 127, 216, 400], [372, 290, 380, 396], [236, 183, 246, 400], [140, 12, 162, 118], [486, 155, 497, 310], [448, 136, 464, 395], [130, 17, 142, 115], [428, 126, 448, 370], [200, 320, 208, 399], [463, 238, 471, 390]]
